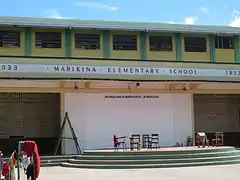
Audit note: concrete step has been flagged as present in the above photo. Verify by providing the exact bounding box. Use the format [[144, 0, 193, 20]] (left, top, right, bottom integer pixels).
[[41, 162, 61, 167], [40, 155, 79, 160], [40, 156, 78, 167], [83, 147, 235, 156], [61, 159, 240, 169], [2, 155, 79, 162], [2, 156, 77, 167], [41, 159, 74, 163], [69, 155, 240, 165], [41, 158, 76, 167], [78, 150, 240, 160]]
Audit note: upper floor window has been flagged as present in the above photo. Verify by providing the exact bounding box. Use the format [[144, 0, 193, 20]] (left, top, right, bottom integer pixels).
[[113, 35, 137, 50], [35, 32, 61, 48], [75, 33, 100, 50], [184, 37, 207, 52], [149, 36, 173, 51], [0, 31, 20, 48], [215, 36, 234, 49]]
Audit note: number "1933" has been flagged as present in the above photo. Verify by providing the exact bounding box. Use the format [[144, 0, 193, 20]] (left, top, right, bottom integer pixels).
[[0, 64, 18, 71], [225, 70, 240, 76]]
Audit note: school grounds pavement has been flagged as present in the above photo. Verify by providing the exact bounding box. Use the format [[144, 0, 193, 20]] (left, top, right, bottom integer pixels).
[[40, 164, 240, 180]]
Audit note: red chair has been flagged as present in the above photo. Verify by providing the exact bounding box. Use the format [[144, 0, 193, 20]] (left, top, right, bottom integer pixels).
[[113, 134, 126, 151]]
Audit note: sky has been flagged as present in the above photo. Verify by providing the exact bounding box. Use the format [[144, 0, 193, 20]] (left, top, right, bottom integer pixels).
[[1, 0, 240, 27]]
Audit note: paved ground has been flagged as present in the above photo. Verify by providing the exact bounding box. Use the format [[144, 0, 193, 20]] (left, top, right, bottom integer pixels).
[[39, 165, 240, 180]]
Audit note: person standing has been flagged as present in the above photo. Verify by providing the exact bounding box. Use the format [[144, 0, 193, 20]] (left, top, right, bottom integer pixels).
[[0, 151, 3, 179]]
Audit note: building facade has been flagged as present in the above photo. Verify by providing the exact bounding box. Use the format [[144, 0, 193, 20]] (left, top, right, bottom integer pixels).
[[0, 16, 240, 155]]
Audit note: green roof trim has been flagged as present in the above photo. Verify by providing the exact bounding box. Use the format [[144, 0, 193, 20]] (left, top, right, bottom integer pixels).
[[1, 16, 240, 34]]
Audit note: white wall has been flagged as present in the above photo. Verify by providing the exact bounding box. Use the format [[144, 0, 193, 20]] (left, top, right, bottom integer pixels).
[[172, 94, 194, 144], [64, 93, 193, 154]]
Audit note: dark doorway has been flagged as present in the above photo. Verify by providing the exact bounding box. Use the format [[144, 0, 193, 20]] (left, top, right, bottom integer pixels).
[[194, 94, 240, 147], [0, 92, 61, 156]]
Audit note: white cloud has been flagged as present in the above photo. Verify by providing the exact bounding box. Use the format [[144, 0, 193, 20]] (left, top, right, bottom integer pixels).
[[229, 10, 240, 27], [184, 17, 196, 25], [44, 9, 67, 19], [167, 21, 175, 24], [199, 7, 209, 14], [232, 10, 240, 15], [73, 1, 118, 11], [229, 17, 240, 27]]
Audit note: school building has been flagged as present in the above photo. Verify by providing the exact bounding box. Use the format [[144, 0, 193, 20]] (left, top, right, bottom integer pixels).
[[0, 16, 239, 155]]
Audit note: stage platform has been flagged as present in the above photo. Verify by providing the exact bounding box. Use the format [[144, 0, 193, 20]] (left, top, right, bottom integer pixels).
[[2, 146, 240, 169], [84, 146, 234, 153], [40, 146, 240, 169]]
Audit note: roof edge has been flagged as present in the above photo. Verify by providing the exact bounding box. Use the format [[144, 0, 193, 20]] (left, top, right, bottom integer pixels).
[[0, 16, 240, 35]]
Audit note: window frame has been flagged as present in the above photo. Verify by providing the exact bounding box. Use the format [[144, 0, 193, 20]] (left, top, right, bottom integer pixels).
[[149, 35, 173, 51], [35, 32, 62, 48], [215, 36, 234, 49], [0, 30, 21, 48], [74, 33, 101, 50], [184, 37, 207, 52], [112, 34, 137, 50]]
